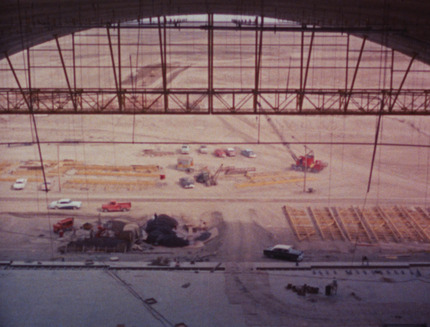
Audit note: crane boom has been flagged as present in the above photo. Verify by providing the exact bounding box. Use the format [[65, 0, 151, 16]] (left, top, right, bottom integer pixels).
[[264, 116, 299, 161]]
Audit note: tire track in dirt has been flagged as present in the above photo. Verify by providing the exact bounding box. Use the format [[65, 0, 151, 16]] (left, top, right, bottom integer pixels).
[[386, 117, 430, 138], [123, 64, 191, 88], [215, 116, 257, 143]]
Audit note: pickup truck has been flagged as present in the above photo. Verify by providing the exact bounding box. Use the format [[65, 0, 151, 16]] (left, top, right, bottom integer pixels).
[[101, 200, 131, 212]]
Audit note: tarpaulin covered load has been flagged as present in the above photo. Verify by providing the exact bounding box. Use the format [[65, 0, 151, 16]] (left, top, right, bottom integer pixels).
[[145, 214, 189, 247]]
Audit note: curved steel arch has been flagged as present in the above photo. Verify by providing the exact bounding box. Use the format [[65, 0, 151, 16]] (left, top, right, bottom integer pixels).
[[0, 0, 429, 63]]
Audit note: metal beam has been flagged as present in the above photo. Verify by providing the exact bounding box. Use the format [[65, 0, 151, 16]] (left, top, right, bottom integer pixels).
[[1, 87, 429, 115], [389, 53, 417, 112], [344, 36, 367, 112], [118, 23, 123, 111], [54, 35, 77, 110], [82, 23, 404, 34], [106, 25, 122, 111], [158, 16, 168, 112], [72, 33, 77, 92], [299, 28, 315, 111], [253, 16, 264, 112], [367, 95, 385, 193], [208, 13, 214, 113], [4, 53, 31, 110], [299, 29, 304, 111], [6, 51, 49, 194]]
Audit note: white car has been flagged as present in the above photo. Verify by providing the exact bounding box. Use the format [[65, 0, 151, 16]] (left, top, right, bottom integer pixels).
[[12, 178, 27, 190], [226, 147, 236, 157], [48, 199, 82, 210], [181, 144, 190, 154], [199, 145, 208, 154]]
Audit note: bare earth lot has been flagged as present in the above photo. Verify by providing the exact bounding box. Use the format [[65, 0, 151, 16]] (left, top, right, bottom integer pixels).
[[1, 114, 430, 327], [1, 114, 430, 264]]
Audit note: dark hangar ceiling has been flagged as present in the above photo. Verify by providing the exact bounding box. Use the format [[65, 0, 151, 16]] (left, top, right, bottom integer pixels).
[[1, 0, 430, 64]]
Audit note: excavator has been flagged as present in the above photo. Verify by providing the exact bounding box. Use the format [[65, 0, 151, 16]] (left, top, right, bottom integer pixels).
[[195, 164, 223, 186]]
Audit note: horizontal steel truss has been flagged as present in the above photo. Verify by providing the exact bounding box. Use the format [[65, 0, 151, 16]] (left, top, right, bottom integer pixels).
[[0, 88, 429, 115]]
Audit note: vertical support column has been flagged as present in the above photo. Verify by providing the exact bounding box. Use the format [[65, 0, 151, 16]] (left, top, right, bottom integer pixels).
[[72, 32, 80, 109], [158, 16, 168, 112], [253, 16, 264, 112], [5, 53, 30, 110], [298, 28, 304, 111], [344, 36, 367, 112], [389, 53, 416, 112], [118, 23, 123, 110], [345, 35, 350, 92], [390, 49, 394, 109], [207, 13, 214, 113], [27, 49, 33, 111], [367, 94, 385, 193], [106, 25, 122, 111], [72, 33, 82, 109], [299, 28, 315, 111], [6, 52, 49, 193], [343, 34, 350, 110], [55, 35, 77, 110], [72, 33, 77, 92]]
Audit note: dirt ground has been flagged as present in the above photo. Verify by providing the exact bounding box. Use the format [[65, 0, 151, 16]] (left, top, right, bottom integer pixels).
[[1, 113, 430, 264]]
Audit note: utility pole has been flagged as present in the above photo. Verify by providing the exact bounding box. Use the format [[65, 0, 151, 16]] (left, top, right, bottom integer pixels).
[[57, 144, 61, 192], [303, 145, 308, 192]]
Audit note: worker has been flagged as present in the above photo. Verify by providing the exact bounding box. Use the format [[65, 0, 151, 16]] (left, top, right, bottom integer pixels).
[[362, 256, 369, 266], [332, 278, 338, 295]]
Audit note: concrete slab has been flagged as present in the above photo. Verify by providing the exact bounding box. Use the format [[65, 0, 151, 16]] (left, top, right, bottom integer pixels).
[[1, 261, 429, 327]]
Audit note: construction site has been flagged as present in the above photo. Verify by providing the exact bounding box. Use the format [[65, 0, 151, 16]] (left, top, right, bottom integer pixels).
[[1, 1, 430, 327]]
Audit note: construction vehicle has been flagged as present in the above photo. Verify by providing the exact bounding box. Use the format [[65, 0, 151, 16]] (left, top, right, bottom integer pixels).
[[195, 164, 223, 186], [262, 115, 327, 173], [290, 148, 327, 173]]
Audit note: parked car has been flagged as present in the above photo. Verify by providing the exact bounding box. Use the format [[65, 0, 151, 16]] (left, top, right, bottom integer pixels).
[[179, 177, 195, 189], [53, 217, 74, 233], [40, 181, 52, 191], [101, 200, 131, 212], [199, 145, 208, 154], [181, 144, 190, 154], [241, 148, 257, 158], [225, 147, 236, 157], [12, 178, 27, 190], [48, 199, 82, 210], [214, 149, 226, 157], [263, 244, 304, 262]]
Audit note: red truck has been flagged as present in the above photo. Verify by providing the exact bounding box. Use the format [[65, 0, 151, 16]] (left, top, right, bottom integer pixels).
[[53, 217, 74, 233], [101, 200, 131, 212]]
